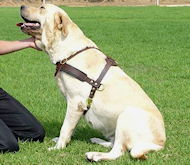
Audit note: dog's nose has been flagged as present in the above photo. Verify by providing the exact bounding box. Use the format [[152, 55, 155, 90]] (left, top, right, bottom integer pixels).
[[21, 5, 26, 10]]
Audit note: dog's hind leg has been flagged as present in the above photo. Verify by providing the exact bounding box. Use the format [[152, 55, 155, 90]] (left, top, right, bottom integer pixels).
[[120, 107, 165, 159], [90, 138, 113, 148], [86, 106, 165, 162], [86, 139, 125, 162], [85, 111, 127, 162]]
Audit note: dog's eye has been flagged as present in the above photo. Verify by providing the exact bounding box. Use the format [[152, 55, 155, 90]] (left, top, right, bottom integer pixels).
[[40, 6, 45, 9]]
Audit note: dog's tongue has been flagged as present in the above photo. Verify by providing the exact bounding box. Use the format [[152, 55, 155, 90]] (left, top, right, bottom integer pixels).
[[16, 23, 23, 27], [16, 22, 40, 28]]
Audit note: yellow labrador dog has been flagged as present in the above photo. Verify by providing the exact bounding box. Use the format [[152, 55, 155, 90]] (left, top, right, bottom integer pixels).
[[18, 3, 166, 162]]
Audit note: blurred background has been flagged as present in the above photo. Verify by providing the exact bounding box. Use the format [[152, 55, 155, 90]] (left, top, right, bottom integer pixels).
[[0, 0, 190, 7]]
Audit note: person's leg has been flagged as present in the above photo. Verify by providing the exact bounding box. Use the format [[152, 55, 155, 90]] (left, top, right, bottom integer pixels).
[[0, 119, 19, 153], [0, 88, 45, 142]]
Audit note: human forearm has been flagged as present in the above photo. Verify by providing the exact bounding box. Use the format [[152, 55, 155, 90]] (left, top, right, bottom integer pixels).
[[0, 40, 29, 55], [0, 38, 39, 55]]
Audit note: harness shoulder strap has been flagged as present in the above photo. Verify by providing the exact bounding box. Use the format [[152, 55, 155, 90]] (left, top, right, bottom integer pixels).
[[85, 57, 117, 114]]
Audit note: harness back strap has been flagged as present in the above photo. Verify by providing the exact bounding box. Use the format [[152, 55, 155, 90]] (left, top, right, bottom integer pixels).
[[55, 47, 117, 114]]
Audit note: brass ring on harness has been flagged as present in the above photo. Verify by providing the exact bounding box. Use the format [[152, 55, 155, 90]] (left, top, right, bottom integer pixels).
[[97, 84, 104, 91]]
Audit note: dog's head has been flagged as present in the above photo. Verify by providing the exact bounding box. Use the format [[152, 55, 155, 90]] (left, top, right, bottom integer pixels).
[[17, 3, 72, 50]]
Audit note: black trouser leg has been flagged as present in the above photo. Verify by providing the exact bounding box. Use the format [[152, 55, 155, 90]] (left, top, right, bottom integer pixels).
[[0, 88, 45, 143], [0, 119, 19, 153]]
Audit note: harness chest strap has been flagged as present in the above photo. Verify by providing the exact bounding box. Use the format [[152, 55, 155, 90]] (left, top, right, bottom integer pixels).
[[54, 47, 117, 114]]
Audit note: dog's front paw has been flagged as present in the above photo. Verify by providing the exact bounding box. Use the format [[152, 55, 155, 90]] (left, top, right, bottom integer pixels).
[[48, 140, 66, 151], [85, 152, 102, 162]]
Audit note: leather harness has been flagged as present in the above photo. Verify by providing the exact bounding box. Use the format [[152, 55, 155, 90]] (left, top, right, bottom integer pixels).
[[54, 47, 117, 114]]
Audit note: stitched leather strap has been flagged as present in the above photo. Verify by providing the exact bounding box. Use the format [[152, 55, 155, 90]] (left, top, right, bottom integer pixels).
[[57, 63, 101, 88], [55, 47, 99, 77]]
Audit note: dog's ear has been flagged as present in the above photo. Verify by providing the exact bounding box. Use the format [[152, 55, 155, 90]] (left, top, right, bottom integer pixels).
[[54, 12, 69, 36]]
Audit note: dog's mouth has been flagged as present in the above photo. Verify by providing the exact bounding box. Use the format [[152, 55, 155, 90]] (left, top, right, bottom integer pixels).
[[17, 16, 41, 30]]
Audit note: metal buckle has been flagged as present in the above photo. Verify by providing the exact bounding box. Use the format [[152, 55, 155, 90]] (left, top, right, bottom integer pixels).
[[60, 58, 67, 65]]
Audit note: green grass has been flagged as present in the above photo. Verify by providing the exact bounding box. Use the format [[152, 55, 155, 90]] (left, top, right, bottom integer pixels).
[[0, 6, 190, 164]]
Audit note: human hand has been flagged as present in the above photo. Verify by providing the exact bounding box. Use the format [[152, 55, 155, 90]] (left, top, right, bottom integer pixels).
[[25, 37, 42, 51]]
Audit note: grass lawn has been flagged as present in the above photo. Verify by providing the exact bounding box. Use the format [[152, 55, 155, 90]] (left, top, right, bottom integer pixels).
[[0, 5, 190, 165]]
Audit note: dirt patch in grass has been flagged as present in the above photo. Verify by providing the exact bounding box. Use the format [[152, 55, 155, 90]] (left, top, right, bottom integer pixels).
[[0, 0, 190, 7]]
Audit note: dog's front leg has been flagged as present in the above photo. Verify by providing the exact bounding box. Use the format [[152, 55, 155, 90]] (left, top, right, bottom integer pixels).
[[49, 103, 83, 150]]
